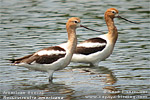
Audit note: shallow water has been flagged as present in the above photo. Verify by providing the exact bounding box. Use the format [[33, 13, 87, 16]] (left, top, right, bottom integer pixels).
[[0, 0, 150, 100]]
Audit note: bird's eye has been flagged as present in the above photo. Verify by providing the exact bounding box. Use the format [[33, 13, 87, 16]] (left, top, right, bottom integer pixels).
[[112, 11, 116, 14], [74, 21, 78, 23]]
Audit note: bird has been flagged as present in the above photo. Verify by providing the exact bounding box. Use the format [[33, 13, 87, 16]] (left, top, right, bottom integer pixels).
[[10, 17, 82, 82], [71, 8, 138, 66]]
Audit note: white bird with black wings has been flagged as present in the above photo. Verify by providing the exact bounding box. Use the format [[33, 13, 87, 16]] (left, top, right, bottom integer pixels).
[[71, 8, 139, 66], [10, 17, 82, 82]]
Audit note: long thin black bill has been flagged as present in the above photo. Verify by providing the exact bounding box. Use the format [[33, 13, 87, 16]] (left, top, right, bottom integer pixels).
[[117, 16, 140, 24], [80, 25, 103, 32]]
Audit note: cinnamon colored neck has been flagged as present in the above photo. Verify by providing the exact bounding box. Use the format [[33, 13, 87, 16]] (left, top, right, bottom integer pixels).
[[66, 27, 77, 53], [105, 15, 118, 44]]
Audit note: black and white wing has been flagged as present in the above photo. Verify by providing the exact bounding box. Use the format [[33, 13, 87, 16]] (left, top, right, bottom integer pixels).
[[11, 46, 66, 64], [75, 37, 107, 55]]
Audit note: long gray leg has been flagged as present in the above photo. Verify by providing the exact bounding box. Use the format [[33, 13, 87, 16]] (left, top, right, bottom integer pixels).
[[48, 70, 54, 83], [90, 62, 99, 67]]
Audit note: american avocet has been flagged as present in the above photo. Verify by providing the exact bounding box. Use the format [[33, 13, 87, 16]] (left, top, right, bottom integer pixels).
[[71, 8, 138, 66], [10, 17, 84, 82]]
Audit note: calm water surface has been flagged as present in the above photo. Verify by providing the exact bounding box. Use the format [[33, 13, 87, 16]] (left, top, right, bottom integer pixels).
[[0, 0, 150, 100]]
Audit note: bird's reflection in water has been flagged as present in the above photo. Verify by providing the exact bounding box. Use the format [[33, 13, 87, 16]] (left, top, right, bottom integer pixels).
[[69, 65, 120, 96], [19, 65, 119, 100], [21, 83, 76, 100]]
